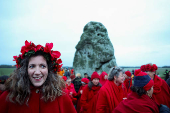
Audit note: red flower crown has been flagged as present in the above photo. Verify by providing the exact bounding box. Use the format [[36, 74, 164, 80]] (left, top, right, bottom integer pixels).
[[13, 40, 63, 72], [140, 64, 158, 72]]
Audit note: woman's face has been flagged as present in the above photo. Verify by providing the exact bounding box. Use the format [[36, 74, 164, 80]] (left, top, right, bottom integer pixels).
[[147, 71, 155, 78], [147, 86, 153, 97], [115, 72, 125, 84], [67, 80, 71, 86], [92, 78, 99, 85], [28, 55, 48, 87]]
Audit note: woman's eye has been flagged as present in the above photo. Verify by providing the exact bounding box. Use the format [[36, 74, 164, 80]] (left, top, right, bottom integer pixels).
[[29, 65, 34, 68], [41, 65, 46, 68]]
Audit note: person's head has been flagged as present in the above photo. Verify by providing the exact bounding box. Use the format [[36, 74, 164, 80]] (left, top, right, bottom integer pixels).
[[6, 40, 64, 104], [108, 67, 125, 86], [76, 73, 81, 78], [91, 72, 100, 85], [81, 78, 89, 86], [140, 64, 158, 79], [0, 75, 9, 91], [84, 73, 88, 78], [100, 71, 108, 80], [125, 71, 131, 79], [66, 78, 71, 86], [131, 69, 154, 97]]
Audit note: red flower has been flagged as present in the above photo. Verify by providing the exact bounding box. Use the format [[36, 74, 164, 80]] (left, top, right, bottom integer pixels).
[[21, 40, 36, 55], [44, 43, 53, 54], [152, 64, 158, 70], [13, 56, 18, 61], [140, 65, 146, 72], [51, 51, 61, 60], [56, 59, 62, 64], [36, 45, 43, 51], [150, 65, 155, 72], [145, 64, 151, 71]]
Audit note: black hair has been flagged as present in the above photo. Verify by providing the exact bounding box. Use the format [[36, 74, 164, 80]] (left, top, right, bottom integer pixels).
[[130, 86, 146, 96], [84, 73, 88, 75]]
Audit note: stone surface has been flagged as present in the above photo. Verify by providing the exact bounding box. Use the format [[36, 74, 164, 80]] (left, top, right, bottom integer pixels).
[[73, 21, 117, 77]]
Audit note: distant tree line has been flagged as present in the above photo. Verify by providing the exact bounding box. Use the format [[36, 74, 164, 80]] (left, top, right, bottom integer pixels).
[[0, 65, 16, 68]]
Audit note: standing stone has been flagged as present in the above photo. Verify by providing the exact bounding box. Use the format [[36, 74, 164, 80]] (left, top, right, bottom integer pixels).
[[73, 21, 117, 77]]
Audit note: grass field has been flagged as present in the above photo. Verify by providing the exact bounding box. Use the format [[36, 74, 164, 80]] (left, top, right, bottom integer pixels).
[[0, 67, 169, 80], [0, 68, 16, 76]]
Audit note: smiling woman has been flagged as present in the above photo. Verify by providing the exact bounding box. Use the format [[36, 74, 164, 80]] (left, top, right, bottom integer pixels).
[[0, 40, 76, 113]]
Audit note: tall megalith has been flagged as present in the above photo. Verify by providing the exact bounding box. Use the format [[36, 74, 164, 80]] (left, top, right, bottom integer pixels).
[[73, 21, 117, 76]]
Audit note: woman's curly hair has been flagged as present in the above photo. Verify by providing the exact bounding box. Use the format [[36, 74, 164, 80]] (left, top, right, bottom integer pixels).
[[5, 51, 65, 105]]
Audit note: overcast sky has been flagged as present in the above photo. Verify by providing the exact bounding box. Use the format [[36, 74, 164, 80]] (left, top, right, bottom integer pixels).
[[0, 0, 170, 67]]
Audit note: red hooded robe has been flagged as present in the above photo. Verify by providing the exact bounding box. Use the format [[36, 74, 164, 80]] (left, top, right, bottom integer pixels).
[[66, 83, 77, 105], [123, 78, 132, 94], [152, 75, 170, 108], [0, 87, 77, 113], [99, 72, 108, 86], [113, 92, 159, 113], [96, 80, 127, 113], [80, 82, 101, 113]]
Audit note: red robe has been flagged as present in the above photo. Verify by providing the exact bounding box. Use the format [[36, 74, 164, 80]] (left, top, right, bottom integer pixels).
[[77, 85, 86, 113], [113, 92, 159, 113], [80, 83, 101, 113], [123, 78, 132, 94], [96, 81, 127, 113], [0, 87, 76, 113], [152, 75, 170, 108], [66, 83, 77, 105], [99, 72, 108, 86]]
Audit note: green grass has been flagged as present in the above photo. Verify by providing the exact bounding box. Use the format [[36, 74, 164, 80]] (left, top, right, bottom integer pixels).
[[124, 68, 170, 80], [0, 68, 16, 76]]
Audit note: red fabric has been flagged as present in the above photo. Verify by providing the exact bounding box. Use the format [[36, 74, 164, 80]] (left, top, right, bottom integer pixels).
[[113, 92, 159, 113], [99, 72, 108, 86], [71, 69, 74, 75], [123, 78, 132, 93], [0, 90, 3, 95], [66, 83, 77, 105], [96, 81, 127, 113], [0, 88, 76, 113], [152, 75, 170, 108], [77, 85, 86, 113], [81, 78, 89, 84], [80, 84, 101, 113]]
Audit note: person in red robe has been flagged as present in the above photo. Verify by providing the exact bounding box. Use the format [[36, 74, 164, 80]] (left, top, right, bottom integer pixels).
[[80, 72, 102, 113], [99, 71, 108, 86], [0, 40, 76, 113], [76, 78, 89, 113], [141, 64, 170, 108], [96, 67, 127, 113], [66, 78, 77, 105], [113, 69, 159, 113], [123, 71, 132, 94]]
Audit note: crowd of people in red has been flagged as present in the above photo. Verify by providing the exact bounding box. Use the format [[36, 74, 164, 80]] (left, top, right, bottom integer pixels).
[[0, 40, 170, 113]]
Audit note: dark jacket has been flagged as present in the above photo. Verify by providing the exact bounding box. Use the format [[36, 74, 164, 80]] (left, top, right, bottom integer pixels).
[[72, 77, 82, 93], [166, 77, 170, 87]]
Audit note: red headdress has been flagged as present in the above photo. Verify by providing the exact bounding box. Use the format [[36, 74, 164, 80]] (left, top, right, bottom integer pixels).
[[125, 71, 131, 77], [13, 40, 62, 72]]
